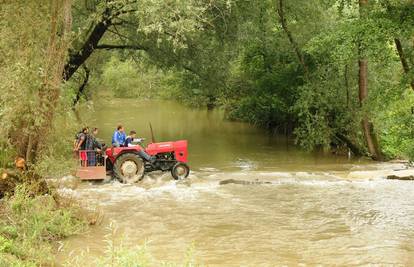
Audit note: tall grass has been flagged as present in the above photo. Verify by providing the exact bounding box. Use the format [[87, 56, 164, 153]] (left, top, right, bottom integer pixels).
[[0, 185, 86, 266], [0, 143, 15, 170], [65, 223, 201, 267]]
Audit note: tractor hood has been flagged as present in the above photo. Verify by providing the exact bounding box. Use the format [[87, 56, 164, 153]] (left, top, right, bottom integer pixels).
[[146, 140, 188, 162]]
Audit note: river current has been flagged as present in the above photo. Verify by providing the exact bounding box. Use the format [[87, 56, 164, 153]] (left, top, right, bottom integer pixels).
[[58, 99, 414, 266]]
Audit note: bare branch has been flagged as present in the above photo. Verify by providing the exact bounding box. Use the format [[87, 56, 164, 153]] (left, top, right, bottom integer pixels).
[[96, 44, 148, 50]]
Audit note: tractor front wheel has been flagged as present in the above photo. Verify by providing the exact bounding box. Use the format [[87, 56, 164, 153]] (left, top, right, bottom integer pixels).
[[114, 153, 145, 183], [171, 162, 190, 180]]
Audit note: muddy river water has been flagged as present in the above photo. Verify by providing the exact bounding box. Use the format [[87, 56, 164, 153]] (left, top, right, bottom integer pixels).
[[59, 99, 414, 266]]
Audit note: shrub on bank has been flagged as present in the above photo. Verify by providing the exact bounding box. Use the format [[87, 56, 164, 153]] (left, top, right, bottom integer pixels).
[[376, 91, 414, 161], [0, 185, 86, 266]]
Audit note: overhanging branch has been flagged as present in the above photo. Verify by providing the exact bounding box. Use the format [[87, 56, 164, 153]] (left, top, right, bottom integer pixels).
[[96, 44, 148, 50], [73, 65, 90, 106], [395, 38, 414, 91]]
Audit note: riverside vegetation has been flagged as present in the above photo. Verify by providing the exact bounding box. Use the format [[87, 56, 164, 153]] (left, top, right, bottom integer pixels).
[[0, 0, 413, 265]]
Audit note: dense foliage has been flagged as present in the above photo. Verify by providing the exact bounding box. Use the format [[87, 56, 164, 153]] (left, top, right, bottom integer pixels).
[[0, 0, 76, 170], [2, 0, 414, 169], [1, 0, 414, 265], [73, 0, 414, 159]]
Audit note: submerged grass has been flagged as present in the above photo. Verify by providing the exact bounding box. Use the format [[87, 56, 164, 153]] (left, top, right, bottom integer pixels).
[[0, 185, 200, 267], [0, 184, 87, 266], [65, 222, 201, 267]]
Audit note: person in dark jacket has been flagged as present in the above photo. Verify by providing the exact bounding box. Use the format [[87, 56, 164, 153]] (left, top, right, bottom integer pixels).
[[74, 127, 89, 151], [124, 130, 137, 147], [124, 130, 154, 162], [85, 128, 102, 166], [75, 127, 89, 166]]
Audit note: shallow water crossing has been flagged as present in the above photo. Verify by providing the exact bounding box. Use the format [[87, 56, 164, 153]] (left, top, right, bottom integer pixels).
[[60, 100, 414, 266]]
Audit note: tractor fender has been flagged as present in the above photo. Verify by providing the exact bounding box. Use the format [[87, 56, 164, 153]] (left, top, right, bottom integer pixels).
[[105, 146, 144, 164]]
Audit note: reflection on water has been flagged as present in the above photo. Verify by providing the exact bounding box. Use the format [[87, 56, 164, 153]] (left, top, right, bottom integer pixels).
[[90, 99, 369, 171], [60, 99, 414, 266]]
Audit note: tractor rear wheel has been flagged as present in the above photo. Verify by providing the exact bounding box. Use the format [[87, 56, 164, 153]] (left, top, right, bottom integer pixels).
[[114, 153, 145, 183], [171, 162, 190, 180]]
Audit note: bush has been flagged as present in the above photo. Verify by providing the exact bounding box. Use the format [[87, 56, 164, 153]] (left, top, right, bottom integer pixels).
[[101, 57, 165, 99], [0, 185, 86, 266], [377, 91, 414, 160], [0, 143, 15, 170], [33, 111, 80, 178], [226, 94, 291, 130]]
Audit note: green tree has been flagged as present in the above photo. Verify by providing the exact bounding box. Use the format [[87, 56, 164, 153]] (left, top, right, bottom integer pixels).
[[65, 0, 235, 106], [0, 0, 72, 165]]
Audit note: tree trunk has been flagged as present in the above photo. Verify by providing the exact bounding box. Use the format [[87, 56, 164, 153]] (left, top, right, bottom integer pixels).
[[344, 64, 350, 108], [21, 0, 73, 165], [73, 65, 90, 106], [335, 133, 364, 157], [276, 0, 308, 77], [358, 0, 383, 161], [259, 3, 271, 73], [358, 59, 368, 103], [63, 9, 111, 81], [394, 38, 414, 91]]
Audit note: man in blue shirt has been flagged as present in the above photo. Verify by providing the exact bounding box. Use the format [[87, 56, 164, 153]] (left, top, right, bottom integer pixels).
[[112, 124, 126, 147]]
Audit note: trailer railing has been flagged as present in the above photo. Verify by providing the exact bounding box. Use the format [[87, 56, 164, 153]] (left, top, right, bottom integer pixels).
[[76, 150, 106, 167]]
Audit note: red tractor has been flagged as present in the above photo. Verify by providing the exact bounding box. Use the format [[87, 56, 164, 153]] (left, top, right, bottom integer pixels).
[[76, 139, 190, 183], [106, 139, 190, 183]]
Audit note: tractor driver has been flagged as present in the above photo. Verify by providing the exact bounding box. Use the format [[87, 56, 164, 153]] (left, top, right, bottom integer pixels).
[[124, 130, 137, 147], [112, 124, 126, 147], [124, 130, 155, 163]]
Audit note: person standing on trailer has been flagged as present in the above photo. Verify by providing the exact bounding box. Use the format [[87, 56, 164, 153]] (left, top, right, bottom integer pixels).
[[85, 127, 102, 166], [74, 127, 89, 166]]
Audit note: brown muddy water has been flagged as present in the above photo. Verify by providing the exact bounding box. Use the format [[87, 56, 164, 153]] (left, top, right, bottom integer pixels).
[[58, 99, 414, 266]]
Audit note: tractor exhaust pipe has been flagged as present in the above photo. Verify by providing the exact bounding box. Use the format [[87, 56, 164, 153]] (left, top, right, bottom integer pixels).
[[149, 122, 156, 143]]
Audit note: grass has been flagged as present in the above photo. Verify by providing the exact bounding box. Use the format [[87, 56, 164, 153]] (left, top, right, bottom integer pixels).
[[64, 223, 201, 267], [0, 143, 15, 170], [0, 184, 200, 267], [0, 184, 87, 266]]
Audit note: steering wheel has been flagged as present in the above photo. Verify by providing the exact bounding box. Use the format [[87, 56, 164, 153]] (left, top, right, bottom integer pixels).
[[134, 138, 146, 144]]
